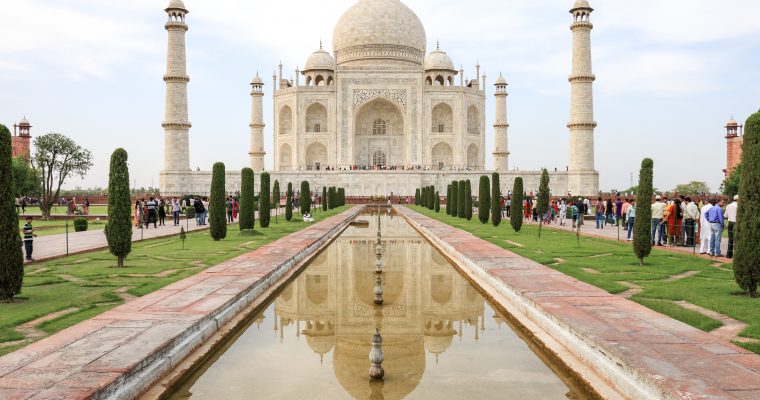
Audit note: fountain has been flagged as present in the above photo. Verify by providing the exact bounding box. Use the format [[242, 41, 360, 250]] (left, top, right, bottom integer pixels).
[[368, 329, 385, 380]]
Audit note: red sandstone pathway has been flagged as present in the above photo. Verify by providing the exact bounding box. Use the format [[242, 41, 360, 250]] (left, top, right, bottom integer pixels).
[[0, 207, 362, 400], [398, 206, 760, 400]]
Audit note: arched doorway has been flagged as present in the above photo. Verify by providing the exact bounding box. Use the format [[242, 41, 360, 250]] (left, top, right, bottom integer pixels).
[[431, 142, 452, 170], [279, 143, 292, 171], [354, 98, 404, 167], [305, 142, 328, 170], [279, 106, 293, 135], [306, 103, 327, 133], [467, 144, 479, 169]]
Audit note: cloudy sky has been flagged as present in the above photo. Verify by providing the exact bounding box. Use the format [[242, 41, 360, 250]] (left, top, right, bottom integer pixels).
[[1, 0, 758, 192]]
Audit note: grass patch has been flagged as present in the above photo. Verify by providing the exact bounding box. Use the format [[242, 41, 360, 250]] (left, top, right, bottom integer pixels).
[[410, 206, 760, 353], [0, 206, 350, 357]]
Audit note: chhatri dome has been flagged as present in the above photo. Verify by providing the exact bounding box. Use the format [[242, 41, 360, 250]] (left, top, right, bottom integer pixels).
[[424, 43, 456, 72], [304, 43, 335, 71], [333, 0, 427, 65]]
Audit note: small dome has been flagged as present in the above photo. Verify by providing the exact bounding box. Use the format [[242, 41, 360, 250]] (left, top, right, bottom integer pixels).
[[573, 0, 591, 9], [251, 73, 263, 85], [726, 118, 738, 127], [494, 74, 507, 85], [18, 117, 30, 126], [166, 0, 187, 10], [424, 45, 455, 71], [304, 46, 335, 71]]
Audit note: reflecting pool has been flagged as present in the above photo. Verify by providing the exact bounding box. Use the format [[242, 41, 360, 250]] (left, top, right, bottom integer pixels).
[[169, 210, 590, 399]]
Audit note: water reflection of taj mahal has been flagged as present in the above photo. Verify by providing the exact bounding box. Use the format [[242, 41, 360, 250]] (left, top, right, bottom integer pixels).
[[274, 213, 485, 399]]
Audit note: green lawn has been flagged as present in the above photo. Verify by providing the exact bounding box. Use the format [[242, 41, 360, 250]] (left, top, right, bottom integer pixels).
[[18, 219, 106, 237], [0, 206, 350, 357], [411, 206, 760, 354], [17, 205, 109, 216]]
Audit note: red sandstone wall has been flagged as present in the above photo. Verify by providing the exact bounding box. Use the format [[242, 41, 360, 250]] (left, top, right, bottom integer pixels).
[[726, 136, 743, 177]]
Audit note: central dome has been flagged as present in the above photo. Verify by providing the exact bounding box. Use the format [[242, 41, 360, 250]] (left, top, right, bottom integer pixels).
[[333, 0, 427, 66]]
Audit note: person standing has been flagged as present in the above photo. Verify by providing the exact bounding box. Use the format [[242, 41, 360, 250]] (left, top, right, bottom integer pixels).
[[621, 199, 631, 231], [626, 200, 636, 241], [172, 198, 181, 226], [571, 201, 579, 229], [605, 198, 613, 226], [146, 197, 158, 228], [201, 197, 208, 225], [135, 199, 144, 228], [226, 196, 234, 223], [683, 197, 699, 247], [157, 198, 167, 226], [725, 195, 738, 259], [698, 200, 713, 254], [651, 195, 666, 246], [595, 197, 605, 229], [706, 199, 725, 257], [15, 197, 20, 214], [232, 197, 239, 221], [83, 197, 90, 215], [22, 216, 37, 261], [193, 197, 202, 226], [505, 196, 511, 218], [559, 199, 567, 226], [615, 197, 623, 227]]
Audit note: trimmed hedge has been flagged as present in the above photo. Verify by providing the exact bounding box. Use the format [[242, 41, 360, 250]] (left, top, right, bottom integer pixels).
[[260, 172, 271, 228], [464, 180, 472, 221], [239, 168, 254, 230], [633, 158, 654, 265], [510, 177, 524, 232], [478, 175, 490, 224], [209, 162, 227, 241], [491, 173, 502, 227], [734, 110, 760, 297], [286, 182, 293, 221], [105, 148, 132, 268], [73, 218, 88, 232]]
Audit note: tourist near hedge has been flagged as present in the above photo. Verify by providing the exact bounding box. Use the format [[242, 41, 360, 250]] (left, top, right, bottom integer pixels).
[[450, 181, 458, 216], [511, 177, 524, 232], [240, 169, 255, 230], [734, 110, 760, 298], [322, 187, 327, 211], [300, 181, 310, 215], [260, 172, 271, 228], [285, 182, 293, 221], [209, 162, 227, 241], [105, 148, 132, 268], [446, 184, 451, 215], [272, 180, 280, 221], [464, 180, 473, 221], [478, 175, 490, 224], [0, 124, 24, 301], [536, 169, 550, 238], [491, 172, 502, 227], [633, 158, 654, 266]]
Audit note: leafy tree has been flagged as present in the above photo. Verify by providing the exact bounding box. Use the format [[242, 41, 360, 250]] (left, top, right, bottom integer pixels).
[[734, 110, 760, 298], [450, 181, 458, 216], [209, 162, 227, 241], [32, 133, 93, 220], [478, 175, 490, 224], [300, 181, 311, 215], [0, 124, 23, 302], [536, 169, 550, 238], [673, 181, 710, 196], [105, 148, 132, 268], [239, 168, 254, 230], [511, 177, 524, 232], [491, 173, 502, 227], [286, 182, 293, 221], [464, 180, 473, 220], [272, 180, 280, 220], [633, 158, 654, 266], [445, 184, 451, 215], [12, 157, 39, 198], [457, 180, 466, 218], [434, 191, 440, 212], [322, 187, 328, 211], [415, 188, 420, 206], [721, 163, 742, 199], [260, 172, 271, 228]]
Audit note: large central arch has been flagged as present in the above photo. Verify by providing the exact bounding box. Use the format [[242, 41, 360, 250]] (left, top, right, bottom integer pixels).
[[353, 98, 405, 167]]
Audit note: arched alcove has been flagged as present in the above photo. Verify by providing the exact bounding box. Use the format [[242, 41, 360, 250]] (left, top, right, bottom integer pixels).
[[431, 142, 453, 170], [467, 105, 480, 135], [305, 103, 327, 133], [279, 143, 292, 170], [467, 143, 479, 168], [431, 103, 452, 133], [279, 106, 293, 135], [305, 142, 328, 170], [353, 98, 404, 167]]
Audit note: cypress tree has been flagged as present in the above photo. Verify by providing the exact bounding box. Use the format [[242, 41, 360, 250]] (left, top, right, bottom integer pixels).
[[285, 182, 293, 221], [491, 173, 502, 227], [451, 181, 458, 216], [633, 158, 654, 266], [428, 186, 435, 210], [322, 187, 327, 211], [300, 181, 311, 215], [260, 172, 271, 228], [464, 180, 473, 220], [339, 188, 345, 206], [239, 168, 254, 230], [734, 110, 760, 298], [209, 162, 227, 241], [422, 186, 427, 207], [536, 169, 551, 238], [272, 180, 280, 221], [328, 186, 335, 209], [105, 148, 132, 268], [446, 184, 451, 215], [478, 175, 490, 224], [415, 188, 421, 206], [435, 191, 440, 212], [457, 180, 466, 218], [0, 124, 24, 301], [511, 177, 524, 232]]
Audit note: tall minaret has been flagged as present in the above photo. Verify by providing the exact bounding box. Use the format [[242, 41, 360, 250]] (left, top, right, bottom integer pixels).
[[567, 0, 598, 195], [493, 74, 510, 171], [162, 0, 191, 175], [249, 73, 266, 171]]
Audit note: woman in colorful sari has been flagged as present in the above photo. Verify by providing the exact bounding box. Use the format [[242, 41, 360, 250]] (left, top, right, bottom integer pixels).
[[134, 199, 143, 228]]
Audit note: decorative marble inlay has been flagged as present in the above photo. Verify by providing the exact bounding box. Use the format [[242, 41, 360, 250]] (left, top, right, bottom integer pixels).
[[353, 89, 407, 111]]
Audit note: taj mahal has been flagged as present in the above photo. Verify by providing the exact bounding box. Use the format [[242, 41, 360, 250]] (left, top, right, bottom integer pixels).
[[159, 0, 600, 197]]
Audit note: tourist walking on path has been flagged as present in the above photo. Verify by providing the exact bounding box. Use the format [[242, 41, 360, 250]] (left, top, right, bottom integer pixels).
[[172, 198, 181, 226], [232, 197, 239, 220], [706, 199, 725, 257], [605, 198, 614, 226], [699, 200, 713, 254], [226, 196, 234, 223], [683, 197, 699, 247], [651, 195, 666, 246], [615, 197, 623, 227], [559, 199, 567, 226], [595, 197, 605, 229], [626, 200, 636, 240], [134, 199, 143, 228], [15, 197, 21, 213], [146, 197, 158, 228], [622, 199, 631, 231], [158, 198, 166, 226], [725, 195, 738, 259], [22, 216, 37, 261], [83, 197, 90, 215]]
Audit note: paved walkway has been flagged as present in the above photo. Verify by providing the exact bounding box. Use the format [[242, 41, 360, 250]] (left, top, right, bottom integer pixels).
[[0, 206, 363, 400], [398, 206, 760, 400]]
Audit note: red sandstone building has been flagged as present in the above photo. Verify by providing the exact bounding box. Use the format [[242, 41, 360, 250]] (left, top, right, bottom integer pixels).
[[724, 117, 743, 178], [11, 117, 32, 160]]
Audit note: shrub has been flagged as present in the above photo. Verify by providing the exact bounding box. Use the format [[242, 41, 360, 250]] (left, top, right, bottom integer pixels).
[[239, 168, 254, 230], [328, 186, 336, 210], [209, 162, 227, 241], [184, 206, 195, 219], [451, 181, 458, 216], [415, 188, 420, 206], [734, 110, 760, 298], [511, 177, 524, 232], [339, 188, 345, 206], [446, 184, 451, 215], [464, 180, 473, 220], [322, 187, 327, 211], [286, 182, 293, 221], [491, 173, 502, 227], [633, 158, 654, 265], [73, 218, 88, 232], [434, 191, 440, 212], [428, 186, 435, 210], [300, 181, 310, 215], [536, 169, 550, 238], [457, 180, 466, 218], [478, 175, 490, 224], [105, 148, 132, 268], [272, 179, 280, 219], [260, 172, 271, 228], [0, 124, 24, 301]]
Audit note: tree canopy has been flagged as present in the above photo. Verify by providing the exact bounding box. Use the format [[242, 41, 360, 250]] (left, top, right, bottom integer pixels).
[[673, 181, 710, 196], [32, 133, 93, 219]]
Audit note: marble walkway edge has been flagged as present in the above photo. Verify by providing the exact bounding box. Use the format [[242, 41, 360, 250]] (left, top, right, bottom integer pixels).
[[396, 206, 760, 400], [0, 206, 364, 400]]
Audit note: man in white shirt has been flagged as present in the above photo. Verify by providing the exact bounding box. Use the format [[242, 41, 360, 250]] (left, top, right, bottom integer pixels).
[[559, 199, 568, 226], [725, 195, 738, 259], [683, 197, 699, 247], [651, 195, 667, 245]]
